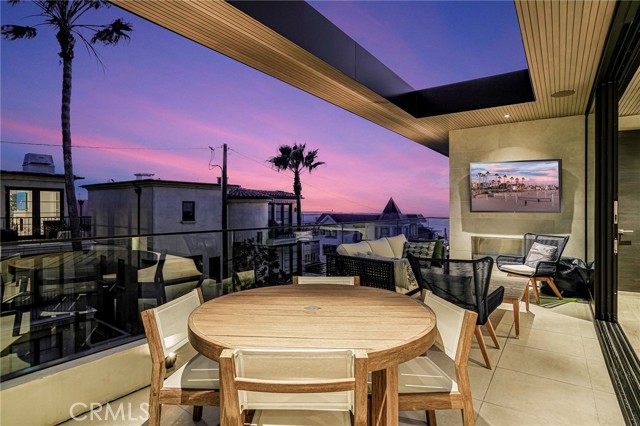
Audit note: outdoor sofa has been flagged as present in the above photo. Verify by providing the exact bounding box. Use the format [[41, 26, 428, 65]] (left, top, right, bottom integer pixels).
[[325, 234, 446, 294]]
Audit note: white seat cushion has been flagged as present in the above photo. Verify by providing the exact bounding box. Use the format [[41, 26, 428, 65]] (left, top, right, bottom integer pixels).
[[500, 264, 536, 276], [398, 356, 458, 394], [251, 409, 351, 425], [164, 353, 219, 390]]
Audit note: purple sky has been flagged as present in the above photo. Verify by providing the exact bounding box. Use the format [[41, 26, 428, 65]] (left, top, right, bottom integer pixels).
[[470, 160, 561, 187], [1, 2, 524, 218]]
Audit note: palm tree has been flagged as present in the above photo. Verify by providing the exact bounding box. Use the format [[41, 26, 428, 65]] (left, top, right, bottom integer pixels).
[[268, 143, 324, 227], [2, 1, 132, 240]]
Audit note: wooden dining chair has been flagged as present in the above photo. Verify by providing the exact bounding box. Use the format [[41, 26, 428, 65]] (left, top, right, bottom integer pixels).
[[397, 292, 478, 426], [140, 288, 220, 426], [220, 348, 368, 426], [293, 275, 360, 286]]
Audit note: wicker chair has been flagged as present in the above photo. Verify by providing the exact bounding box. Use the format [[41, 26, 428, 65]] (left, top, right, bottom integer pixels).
[[496, 233, 569, 304], [407, 255, 504, 369]]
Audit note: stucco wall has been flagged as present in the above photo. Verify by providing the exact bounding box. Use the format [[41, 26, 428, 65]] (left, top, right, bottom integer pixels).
[[0, 342, 151, 426], [449, 115, 586, 260]]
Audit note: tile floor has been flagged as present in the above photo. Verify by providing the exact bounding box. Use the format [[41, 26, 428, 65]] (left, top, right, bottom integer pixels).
[[59, 285, 625, 426]]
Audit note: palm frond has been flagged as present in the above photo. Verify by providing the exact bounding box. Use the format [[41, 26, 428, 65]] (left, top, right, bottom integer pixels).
[[1, 25, 37, 40], [90, 19, 132, 45]]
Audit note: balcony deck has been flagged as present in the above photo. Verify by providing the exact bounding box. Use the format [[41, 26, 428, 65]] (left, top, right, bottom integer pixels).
[[59, 280, 624, 426]]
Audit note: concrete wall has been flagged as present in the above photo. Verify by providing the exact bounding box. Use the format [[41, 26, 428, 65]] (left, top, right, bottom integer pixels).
[[449, 115, 586, 259], [88, 187, 145, 236], [0, 342, 151, 426], [229, 199, 269, 243]]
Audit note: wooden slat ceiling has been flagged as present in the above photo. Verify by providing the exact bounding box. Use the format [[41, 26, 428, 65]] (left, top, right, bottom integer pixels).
[[620, 65, 640, 116], [111, 0, 619, 156]]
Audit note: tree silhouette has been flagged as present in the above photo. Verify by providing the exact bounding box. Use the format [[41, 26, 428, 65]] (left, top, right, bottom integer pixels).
[[267, 143, 324, 227], [2, 1, 132, 240]]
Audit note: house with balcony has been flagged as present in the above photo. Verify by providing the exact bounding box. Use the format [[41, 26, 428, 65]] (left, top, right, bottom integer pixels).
[[1, 153, 84, 240], [82, 178, 300, 282], [1, 2, 639, 426]]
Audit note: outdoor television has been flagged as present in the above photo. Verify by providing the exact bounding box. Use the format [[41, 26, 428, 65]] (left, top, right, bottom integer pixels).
[[470, 159, 561, 212]]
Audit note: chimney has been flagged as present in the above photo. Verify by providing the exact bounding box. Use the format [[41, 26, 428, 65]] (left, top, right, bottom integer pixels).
[[23, 153, 55, 174], [134, 173, 155, 180]]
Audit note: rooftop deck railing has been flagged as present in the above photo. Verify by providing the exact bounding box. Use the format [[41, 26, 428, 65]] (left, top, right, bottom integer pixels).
[[0, 217, 448, 381]]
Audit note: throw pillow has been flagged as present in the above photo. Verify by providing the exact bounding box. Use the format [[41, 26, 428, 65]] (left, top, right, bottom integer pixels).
[[402, 241, 436, 259], [524, 242, 557, 268]]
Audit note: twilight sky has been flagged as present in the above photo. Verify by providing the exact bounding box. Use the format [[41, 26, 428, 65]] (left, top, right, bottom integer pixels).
[[1, 1, 525, 218]]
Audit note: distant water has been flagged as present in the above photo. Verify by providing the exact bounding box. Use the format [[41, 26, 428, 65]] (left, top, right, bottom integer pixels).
[[423, 217, 449, 239]]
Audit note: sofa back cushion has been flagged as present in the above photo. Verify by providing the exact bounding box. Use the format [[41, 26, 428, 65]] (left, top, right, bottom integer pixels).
[[336, 241, 372, 256], [386, 234, 408, 258], [367, 238, 395, 258]]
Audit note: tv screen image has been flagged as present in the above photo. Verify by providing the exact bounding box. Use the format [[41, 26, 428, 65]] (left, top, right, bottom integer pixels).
[[470, 159, 561, 212]]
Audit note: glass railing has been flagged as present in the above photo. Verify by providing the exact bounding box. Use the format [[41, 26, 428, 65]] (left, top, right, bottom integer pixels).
[[0, 217, 448, 381]]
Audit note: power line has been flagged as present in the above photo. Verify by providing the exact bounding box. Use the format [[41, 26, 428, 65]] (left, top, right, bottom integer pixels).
[[1, 140, 208, 151]]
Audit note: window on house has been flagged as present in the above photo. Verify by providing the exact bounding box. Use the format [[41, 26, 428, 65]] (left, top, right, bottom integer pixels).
[[182, 201, 195, 222]]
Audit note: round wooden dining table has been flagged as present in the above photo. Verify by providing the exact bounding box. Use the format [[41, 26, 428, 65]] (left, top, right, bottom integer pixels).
[[188, 284, 437, 426]]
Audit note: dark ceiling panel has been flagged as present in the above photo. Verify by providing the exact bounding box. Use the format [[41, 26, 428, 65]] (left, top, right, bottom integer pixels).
[[415, 70, 536, 117], [228, 1, 534, 119]]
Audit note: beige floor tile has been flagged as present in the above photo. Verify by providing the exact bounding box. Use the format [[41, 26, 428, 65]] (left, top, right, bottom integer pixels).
[[498, 344, 591, 388], [586, 356, 616, 394], [399, 399, 481, 426], [583, 337, 605, 360], [510, 326, 586, 358], [476, 400, 594, 426], [484, 368, 599, 425], [579, 320, 598, 338], [594, 390, 625, 426], [518, 309, 584, 336]]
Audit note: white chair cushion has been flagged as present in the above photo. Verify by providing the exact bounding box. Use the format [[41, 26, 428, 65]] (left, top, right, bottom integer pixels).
[[164, 353, 219, 390], [398, 356, 458, 394], [251, 409, 351, 426], [500, 264, 536, 276], [386, 234, 408, 258], [367, 238, 395, 258]]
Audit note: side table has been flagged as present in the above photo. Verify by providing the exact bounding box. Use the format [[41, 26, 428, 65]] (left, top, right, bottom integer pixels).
[[490, 275, 529, 338]]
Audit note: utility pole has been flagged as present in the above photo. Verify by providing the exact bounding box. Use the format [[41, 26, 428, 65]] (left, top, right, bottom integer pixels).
[[221, 144, 229, 281]]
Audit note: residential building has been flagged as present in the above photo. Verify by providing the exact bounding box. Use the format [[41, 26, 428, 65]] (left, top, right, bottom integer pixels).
[[1, 153, 83, 240]]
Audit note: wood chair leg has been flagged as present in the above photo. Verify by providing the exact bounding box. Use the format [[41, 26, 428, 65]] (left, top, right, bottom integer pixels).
[[474, 326, 492, 369], [147, 400, 161, 426], [192, 405, 203, 421], [426, 410, 437, 426], [543, 277, 564, 300], [485, 319, 500, 349], [461, 399, 476, 426], [529, 277, 540, 304], [525, 285, 530, 312]]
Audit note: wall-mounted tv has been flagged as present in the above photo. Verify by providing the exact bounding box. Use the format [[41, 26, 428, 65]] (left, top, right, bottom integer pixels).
[[470, 159, 561, 212]]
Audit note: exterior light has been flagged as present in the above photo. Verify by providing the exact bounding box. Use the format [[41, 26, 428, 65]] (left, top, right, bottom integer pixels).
[[551, 90, 575, 98]]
